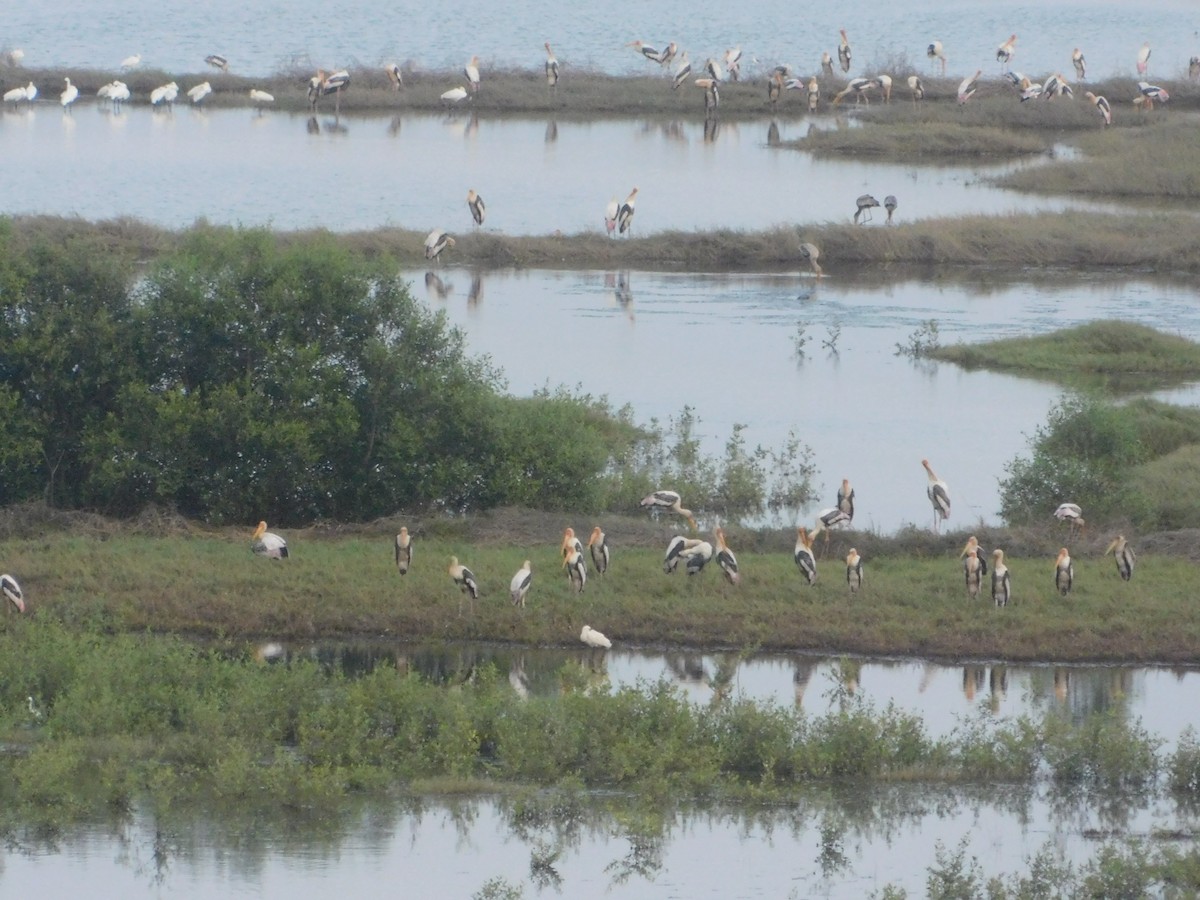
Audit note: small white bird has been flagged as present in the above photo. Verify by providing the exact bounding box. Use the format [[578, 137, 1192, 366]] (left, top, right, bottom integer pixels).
[[249, 88, 275, 107], [150, 81, 178, 106], [2, 573, 24, 613], [441, 86, 469, 103], [120, 53, 142, 70], [60, 77, 78, 110], [510, 560, 533, 607], [251, 521, 289, 559], [580, 625, 611, 649], [394, 527, 412, 575], [187, 81, 213, 104]]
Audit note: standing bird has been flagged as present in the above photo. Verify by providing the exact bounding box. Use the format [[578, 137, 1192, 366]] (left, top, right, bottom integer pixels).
[[60, 77, 78, 111], [853, 194, 880, 224], [1084, 92, 1111, 126], [510, 560, 533, 607], [991, 549, 1011, 607], [714, 527, 740, 585], [544, 42, 559, 88], [385, 62, 404, 90], [960, 536, 989, 575], [580, 625, 611, 649], [1137, 81, 1169, 105], [588, 526, 609, 576], [249, 89, 274, 114], [958, 70, 981, 104], [1053, 502, 1086, 538], [703, 57, 723, 82], [672, 52, 692, 90], [884, 195, 898, 225], [845, 548, 863, 594], [799, 241, 823, 277], [1136, 41, 1151, 76], [629, 40, 664, 63], [663, 534, 689, 573], [1190, 57, 1200, 81], [560, 526, 584, 560], [564, 549, 587, 592], [1054, 548, 1073, 596], [440, 85, 469, 104], [448, 556, 480, 611], [120, 53, 142, 69], [767, 71, 783, 107], [794, 527, 818, 585], [1106, 535, 1135, 581], [833, 77, 874, 105], [907, 74, 924, 103], [187, 81, 212, 105], [927, 41, 946, 75], [251, 521, 289, 559], [464, 55, 481, 93], [467, 189, 486, 226], [604, 197, 619, 237], [821, 52, 834, 77], [682, 539, 714, 576], [836, 478, 855, 522], [205, 54, 229, 72], [617, 187, 638, 236], [694, 77, 719, 115], [3, 84, 28, 103], [150, 81, 179, 107], [394, 527, 412, 575], [837, 29, 852, 73], [996, 34, 1016, 69], [658, 43, 678, 67], [1, 574, 24, 613], [1072, 48, 1086, 80], [922, 458, 951, 533], [874, 74, 892, 103], [963, 548, 983, 599], [724, 47, 742, 80], [640, 489, 698, 529], [1041, 72, 1072, 100], [424, 229, 456, 262], [806, 76, 820, 112]]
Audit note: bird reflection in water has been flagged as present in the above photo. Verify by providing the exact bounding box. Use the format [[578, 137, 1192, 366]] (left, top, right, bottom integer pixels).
[[467, 272, 484, 309], [604, 271, 634, 322], [963, 665, 985, 702], [424, 270, 453, 300], [388, 115, 402, 137], [794, 659, 816, 707], [544, 119, 558, 143], [1054, 667, 1070, 703], [767, 119, 780, 146], [306, 116, 320, 134], [703, 116, 719, 143], [988, 665, 1008, 713], [463, 110, 479, 140]]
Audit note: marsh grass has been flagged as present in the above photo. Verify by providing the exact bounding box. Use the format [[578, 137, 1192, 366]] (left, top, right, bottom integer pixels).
[[790, 120, 1047, 159]]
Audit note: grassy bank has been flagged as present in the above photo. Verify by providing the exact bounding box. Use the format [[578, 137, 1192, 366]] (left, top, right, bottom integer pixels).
[[3, 509, 1199, 662], [789, 120, 1048, 160]]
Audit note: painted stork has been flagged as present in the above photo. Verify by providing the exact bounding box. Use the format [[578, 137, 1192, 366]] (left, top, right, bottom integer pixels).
[[629, 41, 664, 63], [385, 62, 404, 90], [205, 54, 229, 72], [958, 70, 981, 104], [2, 574, 24, 613], [150, 82, 179, 107], [1191, 57, 1200, 81], [821, 52, 833, 76], [813, 507, 851, 553], [996, 34, 1016, 69], [60, 77, 78, 110], [964, 548, 982, 599], [508, 560, 532, 607], [187, 81, 212, 105], [448, 556, 480, 610], [991, 549, 1011, 607], [564, 550, 587, 592], [1055, 547, 1073, 596], [617, 187, 638, 236], [588, 526, 609, 575], [714, 527, 740, 585], [604, 197, 619, 237], [1137, 81, 1169, 105], [1106, 535, 1135, 581], [724, 47, 742, 81], [927, 41, 946, 75], [837, 29, 851, 73], [884, 195, 898, 225], [1084, 92, 1111, 126], [1018, 77, 1043, 102], [313, 69, 351, 112], [1041, 72, 1072, 100], [794, 527, 817, 585], [544, 42, 559, 88], [853, 194, 880, 224], [922, 458, 951, 533], [641, 489, 697, 529], [463, 55, 481, 93], [1072, 48, 1086, 80], [874, 74, 892, 103], [960, 536, 989, 575], [664, 535, 688, 574], [561, 526, 584, 560], [580, 625, 611, 649], [806, 76, 820, 112], [907, 75, 924, 103], [252, 521, 289, 559], [1054, 503, 1086, 537], [833, 77, 873, 106], [836, 478, 855, 521], [799, 242, 823, 277], [424, 229, 456, 261], [467, 189, 486, 226], [845, 548, 863, 594], [694, 77, 719, 114], [768, 71, 783, 107], [682, 539, 714, 576], [394, 527, 412, 574], [1136, 41, 1151, 76], [671, 52, 692, 89]]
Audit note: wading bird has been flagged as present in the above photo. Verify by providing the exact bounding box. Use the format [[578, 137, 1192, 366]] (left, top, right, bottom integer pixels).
[[1106, 535, 1135, 581], [1072, 48, 1086, 80], [604, 197, 619, 236], [964, 548, 982, 599], [1041, 72, 1072, 99], [927, 41, 946, 74], [672, 51, 692, 90], [922, 458, 951, 533], [799, 241, 823, 277], [424, 229, 456, 262], [813, 506, 851, 554], [252, 521, 289, 559], [833, 76, 874, 105], [510, 560, 532, 607], [853, 193, 880, 224], [580, 624, 611, 649], [3, 49, 24, 67], [806, 76, 820, 112], [991, 549, 1011, 607], [588, 526, 609, 575], [564, 548, 587, 592], [100, 80, 130, 110], [1137, 81, 1169, 105], [628, 40, 664, 63], [794, 527, 817, 585], [682, 539, 714, 576], [60, 77, 78, 110], [385, 62, 404, 90], [1054, 502, 1086, 538], [617, 187, 638, 236], [663, 534, 689, 573], [187, 81, 212, 104], [544, 42, 559, 88], [640, 489, 697, 529], [448, 556, 480, 611], [845, 548, 863, 594], [821, 52, 833, 76], [838, 29, 852, 72], [724, 47, 742, 80], [996, 34, 1016, 69], [837, 478, 855, 521], [960, 536, 989, 575], [249, 88, 274, 111], [467, 189, 485, 226], [394, 527, 412, 574], [958, 69, 981, 103], [150, 81, 178, 107], [703, 57, 723, 82], [768, 71, 783, 107], [694, 77, 719, 114], [908, 74, 924, 102], [1136, 41, 1151, 76], [884, 195, 898, 225], [310, 68, 350, 112], [120, 53, 142, 69], [205, 54, 229, 72], [2, 574, 24, 613], [1055, 547, 1073, 595], [561, 526, 583, 560], [464, 55, 481, 93], [714, 527, 740, 585], [874, 74, 892, 102], [3, 84, 28, 103], [1084, 92, 1111, 126], [441, 85, 468, 104]]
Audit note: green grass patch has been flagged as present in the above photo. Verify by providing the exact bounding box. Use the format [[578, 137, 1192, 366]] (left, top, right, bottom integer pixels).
[[790, 120, 1047, 159]]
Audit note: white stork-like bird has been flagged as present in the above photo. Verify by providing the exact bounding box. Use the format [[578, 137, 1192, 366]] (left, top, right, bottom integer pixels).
[[672, 52, 692, 90], [628, 40, 664, 63], [1072, 48, 1086, 80], [1136, 41, 1151, 76], [640, 489, 697, 529], [60, 77, 78, 110], [441, 85, 469, 104], [960, 536, 989, 575], [658, 42, 678, 67], [799, 241, 823, 277], [845, 548, 863, 594], [1137, 81, 1169, 105], [588, 526, 609, 575], [187, 81, 212, 105], [833, 77, 873, 106], [510, 560, 533, 607], [252, 521, 289, 559], [694, 77, 719, 114], [958, 70, 981, 104], [150, 81, 179, 107], [991, 549, 1011, 607], [120, 53, 142, 69], [922, 458, 951, 533], [1106, 535, 1135, 581], [448, 556, 480, 610], [768, 71, 784, 107], [714, 527, 740, 585], [564, 549, 587, 593], [102, 80, 130, 110], [617, 187, 638, 236], [394, 527, 412, 575], [467, 189, 486, 226], [249, 88, 274, 110], [2, 574, 24, 613], [820, 51, 833, 76], [682, 539, 714, 576], [805, 76, 820, 112], [1041, 72, 1072, 100], [813, 507, 851, 554], [464, 55, 482, 93], [874, 74, 892, 103], [544, 43, 560, 88], [794, 527, 817, 585], [1018, 76, 1043, 102], [205, 54, 229, 72], [1085, 92, 1111, 126], [424, 229, 456, 262], [724, 47, 742, 81], [884, 195, 898, 225], [908, 74, 925, 103], [996, 34, 1016, 69], [3, 84, 28, 103], [836, 478, 855, 521], [604, 197, 619, 237], [663, 534, 688, 573], [837, 29, 851, 73], [927, 41, 946, 74], [964, 548, 982, 599], [561, 526, 584, 560], [1054, 547, 1073, 596], [853, 194, 880, 224], [384, 62, 404, 90], [1054, 502, 1086, 538], [580, 624, 611, 649]]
